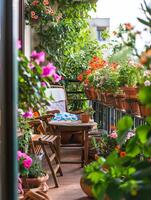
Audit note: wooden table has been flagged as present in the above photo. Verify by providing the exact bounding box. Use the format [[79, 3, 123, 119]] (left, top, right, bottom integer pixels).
[[48, 120, 97, 165]]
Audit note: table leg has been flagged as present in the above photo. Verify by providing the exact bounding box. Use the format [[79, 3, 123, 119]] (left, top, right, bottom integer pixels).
[[55, 129, 61, 162], [84, 130, 89, 165]]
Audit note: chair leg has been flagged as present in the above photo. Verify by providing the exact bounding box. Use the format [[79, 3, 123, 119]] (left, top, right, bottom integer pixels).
[[40, 143, 59, 188], [49, 142, 63, 176]]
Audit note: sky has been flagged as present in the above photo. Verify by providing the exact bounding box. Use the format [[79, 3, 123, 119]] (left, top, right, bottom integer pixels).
[[90, 0, 151, 52], [91, 0, 151, 31]]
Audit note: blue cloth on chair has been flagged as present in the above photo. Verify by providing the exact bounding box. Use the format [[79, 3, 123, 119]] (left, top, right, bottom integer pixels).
[[52, 112, 78, 121]]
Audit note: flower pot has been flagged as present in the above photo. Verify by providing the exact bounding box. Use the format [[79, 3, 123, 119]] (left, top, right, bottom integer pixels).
[[140, 105, 151, 117], [22, 174, 49, 189], [80, 177, 110, 200], [105, 93, 114, 107], [114, 94, 126, 110], [125, 97, 140, 116], [80, 177, 93, 198], [89, 86, 97, 100], [80, 113, 90, 123], [122, 87, 138, 99]]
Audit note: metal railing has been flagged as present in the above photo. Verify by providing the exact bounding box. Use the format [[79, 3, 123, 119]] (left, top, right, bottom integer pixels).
[[92, 100, 145, 133]]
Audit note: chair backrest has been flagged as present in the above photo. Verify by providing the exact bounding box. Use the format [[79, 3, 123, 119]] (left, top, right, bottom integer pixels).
[[45, 85, 68, 113]]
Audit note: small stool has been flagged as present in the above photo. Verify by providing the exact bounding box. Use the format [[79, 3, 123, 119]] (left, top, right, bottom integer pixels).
[[39, 135, 63, 188]]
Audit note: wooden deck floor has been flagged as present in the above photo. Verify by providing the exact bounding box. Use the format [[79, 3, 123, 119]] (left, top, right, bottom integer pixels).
[[46, 149, 92, 200]]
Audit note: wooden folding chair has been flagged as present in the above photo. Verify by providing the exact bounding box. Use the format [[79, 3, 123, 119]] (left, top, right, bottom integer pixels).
[[29, 120, 63, 188]]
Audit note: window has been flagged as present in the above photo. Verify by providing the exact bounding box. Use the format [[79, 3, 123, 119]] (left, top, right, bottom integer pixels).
[[97, 27, 108, 42]]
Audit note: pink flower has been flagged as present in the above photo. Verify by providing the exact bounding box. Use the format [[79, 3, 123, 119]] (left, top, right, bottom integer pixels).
[[23, 157, 32, 169], [17, 40, 22, 49], [41, 81, 47, 87], [31, 50, 45, 64], [53, 73, 61, 82], [17, 151, 23, 161], [109, 131, 118, 139], [22, 110, 33, 118], [41, 63, 56, 77], [28, 62, 35, 69]]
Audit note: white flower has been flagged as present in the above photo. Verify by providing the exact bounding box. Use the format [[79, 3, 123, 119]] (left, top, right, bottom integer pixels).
[[144, 70, 151, 77], [144, 80, 151, 86]]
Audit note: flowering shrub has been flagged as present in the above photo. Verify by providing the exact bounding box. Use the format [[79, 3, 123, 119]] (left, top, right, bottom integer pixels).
[[18, 151, 32, 176], [88, 62, 120, 93], [18, 44, 61, 110], [25, 0, 63, 28]]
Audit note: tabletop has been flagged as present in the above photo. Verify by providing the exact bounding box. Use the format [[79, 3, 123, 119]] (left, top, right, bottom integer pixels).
[[48, 120, 97, 127]]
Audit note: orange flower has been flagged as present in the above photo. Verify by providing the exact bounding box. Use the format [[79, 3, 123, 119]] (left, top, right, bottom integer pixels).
[[77, 74, 83, 82], [146, 49, 151, 57], [84, 79, 89, 85], [124, 23, 133, 30], [120, 151, 126, 157], [110, 124, 116, 131], [110, 62, 118, 70], [140, 53, 147, 65], [115, 145, 121, 152]]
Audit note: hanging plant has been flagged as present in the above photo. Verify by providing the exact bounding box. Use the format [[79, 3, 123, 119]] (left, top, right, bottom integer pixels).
[[25, 0, 63, 28]]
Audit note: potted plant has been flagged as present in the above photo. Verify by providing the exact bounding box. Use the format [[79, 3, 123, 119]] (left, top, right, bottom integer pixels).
[[118, 61, 144, 114], [25, 160, 49, 189], [18, 151, 49, 190], [80, 107, 95, 123]]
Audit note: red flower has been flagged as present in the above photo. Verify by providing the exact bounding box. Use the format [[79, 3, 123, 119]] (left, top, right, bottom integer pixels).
[[85, 69, 91, 75], [77, 74, 83, 82], [120, 151, 126, 157]]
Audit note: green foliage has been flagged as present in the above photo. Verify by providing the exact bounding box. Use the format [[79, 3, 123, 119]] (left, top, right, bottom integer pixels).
[[137, 0, 151, 30], [28, 157, 46, 178], [18, 113, 31, 153], [26, 1, 102, 79], [118, 62, 143, 87]]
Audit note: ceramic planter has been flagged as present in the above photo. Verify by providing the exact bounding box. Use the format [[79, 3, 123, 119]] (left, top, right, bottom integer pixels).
[[22, 174, 49, 189], [80, 113, 90, 123]]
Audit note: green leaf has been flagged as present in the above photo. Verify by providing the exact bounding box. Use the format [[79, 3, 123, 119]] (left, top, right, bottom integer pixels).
[[136, 125, 150, 144], [126, 137, 141, 157], [117, 116, 133, 133]]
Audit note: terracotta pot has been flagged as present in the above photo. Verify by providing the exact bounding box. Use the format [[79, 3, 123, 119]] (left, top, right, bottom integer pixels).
[[89, 86, 97, 100], [140, 105, 151, 117], [114, 94, 126, 110], [80, 113, 90, 123], [101, 93, 106, 104], [80, 177, 110, 200], [122, 87, 138, 99], [80, 177, 93, 198], [105, 93, 114, 106], [84, 85, 91, 99], [22, 174, 49, 189]]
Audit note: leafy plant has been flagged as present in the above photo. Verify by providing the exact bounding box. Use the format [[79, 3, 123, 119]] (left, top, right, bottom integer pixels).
[[118, 61, 144, 87], [28, 157, 46, 178]]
